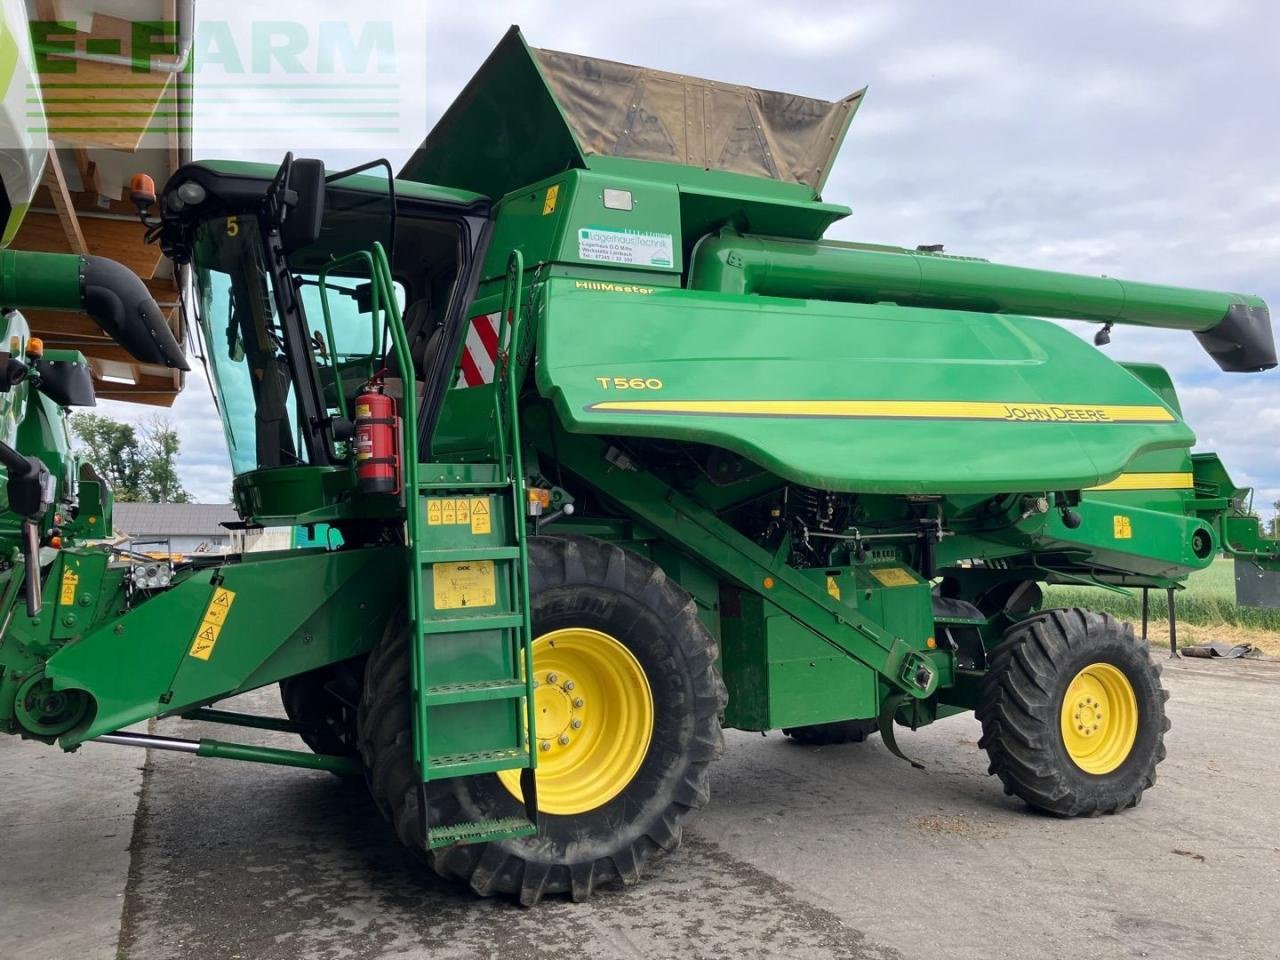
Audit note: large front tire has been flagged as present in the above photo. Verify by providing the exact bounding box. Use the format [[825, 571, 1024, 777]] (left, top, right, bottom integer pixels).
[[358, 535, 726, 904], [976, 608, 1169, 816]]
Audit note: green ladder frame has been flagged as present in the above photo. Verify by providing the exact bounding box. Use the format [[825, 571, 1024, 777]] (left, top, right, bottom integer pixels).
[[365, 244, 539, 848]]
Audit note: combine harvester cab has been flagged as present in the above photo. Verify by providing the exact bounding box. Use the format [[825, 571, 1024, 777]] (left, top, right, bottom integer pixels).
[[3, 26, 1277, 905]]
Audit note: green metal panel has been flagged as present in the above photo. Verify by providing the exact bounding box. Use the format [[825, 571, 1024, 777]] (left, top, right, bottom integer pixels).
[[720, 590, 876, 731], [719, 564, 932, 731], [480, 169, 685, 282], [45, 546, 401, 745], [401, 27, 587, 202], [233, 465, 400, 527], [534, 276, 1193, 494]]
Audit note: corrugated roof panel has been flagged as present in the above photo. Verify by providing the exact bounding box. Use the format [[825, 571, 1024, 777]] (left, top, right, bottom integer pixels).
[[112, 503, 240, 537]]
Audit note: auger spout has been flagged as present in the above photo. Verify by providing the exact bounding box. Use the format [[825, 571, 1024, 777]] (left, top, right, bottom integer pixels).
[[689, 233, 1275, 372]]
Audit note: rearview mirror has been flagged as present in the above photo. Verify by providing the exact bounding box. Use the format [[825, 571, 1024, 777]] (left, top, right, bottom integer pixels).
[[281, 158, 326, 255]]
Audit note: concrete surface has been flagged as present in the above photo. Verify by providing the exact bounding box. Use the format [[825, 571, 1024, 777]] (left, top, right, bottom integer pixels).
[[0, 725, 144, 960], [3, 656, 1278, 960]]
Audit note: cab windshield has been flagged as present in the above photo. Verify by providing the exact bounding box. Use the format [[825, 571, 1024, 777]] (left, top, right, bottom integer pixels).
[[191, 214, 403, 475]]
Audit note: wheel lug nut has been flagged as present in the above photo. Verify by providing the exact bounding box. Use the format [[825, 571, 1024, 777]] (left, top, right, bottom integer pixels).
[[564, 680, 575, 691], [571, 718, 582, 729], [573, 698, 584, 708], [558, 734, 570, 746], [546, 673, 558, 684], [539, 740, 551, 752]]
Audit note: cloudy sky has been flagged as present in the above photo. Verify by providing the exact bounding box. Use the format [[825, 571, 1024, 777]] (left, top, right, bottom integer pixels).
[[100, 0, 1280, 515]]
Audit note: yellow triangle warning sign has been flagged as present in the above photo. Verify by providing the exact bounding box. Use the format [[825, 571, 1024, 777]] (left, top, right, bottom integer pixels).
[[470, 497, 491, 535]]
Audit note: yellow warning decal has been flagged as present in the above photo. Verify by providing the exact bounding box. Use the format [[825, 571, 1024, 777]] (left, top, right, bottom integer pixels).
[[1113, 515, 1133, 540], [188, 586, 236, 661], [433, 561, 496, 610], [59, 569, 79, 606], [826, 576, 841, 601], [587, 399, 1176, 424], [870, 567, 917, 588], [426, 497, 492, 534], [542, 184, 559, 215], [470, 497, 491, 535], [1088, 472, 1195, 492]]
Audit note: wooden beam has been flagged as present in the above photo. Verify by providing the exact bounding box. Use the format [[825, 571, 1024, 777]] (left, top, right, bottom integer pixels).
[[71, 147, 102, 196], [91, 367, 182, 408], [26, 303, 182, 342], [12, 213, 163, 277], [143, 276, 181, 304], [42, 152, 87, 255]]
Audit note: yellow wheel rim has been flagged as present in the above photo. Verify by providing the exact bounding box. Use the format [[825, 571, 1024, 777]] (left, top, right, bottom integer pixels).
[[1059, 662, 1138, 775], [498, 627, 654, 815]]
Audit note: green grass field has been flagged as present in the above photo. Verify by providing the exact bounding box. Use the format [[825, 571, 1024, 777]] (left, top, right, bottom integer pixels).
[[1042, 559, 1280, 632]]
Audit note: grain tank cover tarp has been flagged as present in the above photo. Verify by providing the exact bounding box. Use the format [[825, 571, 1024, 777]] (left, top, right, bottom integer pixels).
[[401, 26, 862, 200], [533, 48, 863, 193]]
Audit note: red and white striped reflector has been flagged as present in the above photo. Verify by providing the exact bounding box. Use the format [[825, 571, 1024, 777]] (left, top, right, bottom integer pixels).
[[456, 312, 500, 388]]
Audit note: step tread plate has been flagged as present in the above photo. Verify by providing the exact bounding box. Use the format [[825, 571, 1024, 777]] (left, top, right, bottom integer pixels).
[[425, 747, 531, 780], [427, 816, 537, 849], [424, 679, 526, 705], [419, 546, 521, 562], [419, 613, 524, 635]]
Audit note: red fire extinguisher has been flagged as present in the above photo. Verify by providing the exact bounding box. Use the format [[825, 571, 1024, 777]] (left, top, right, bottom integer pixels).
[[354, 373, 401, 494]]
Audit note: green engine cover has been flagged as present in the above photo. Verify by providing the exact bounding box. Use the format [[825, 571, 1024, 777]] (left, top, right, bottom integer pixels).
[[534, 277, 1194, 495]]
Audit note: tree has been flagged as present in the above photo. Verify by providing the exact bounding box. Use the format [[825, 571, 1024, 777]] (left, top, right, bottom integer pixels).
[[1272, 499, 1280, 539], [70, 413, 191, 503]]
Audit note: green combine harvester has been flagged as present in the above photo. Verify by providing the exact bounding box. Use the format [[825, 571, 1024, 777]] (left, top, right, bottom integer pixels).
[[3, 28, 1278, 904]]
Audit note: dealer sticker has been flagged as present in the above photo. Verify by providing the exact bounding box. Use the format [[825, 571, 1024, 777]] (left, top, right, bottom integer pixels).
[[578, 226, 673, 268]]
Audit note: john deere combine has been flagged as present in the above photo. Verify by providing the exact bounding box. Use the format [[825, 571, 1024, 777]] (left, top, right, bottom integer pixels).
[[3, 28, 1278, 904]]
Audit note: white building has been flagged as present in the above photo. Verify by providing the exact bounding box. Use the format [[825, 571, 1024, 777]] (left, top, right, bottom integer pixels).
[[112, 503, 242, 555]]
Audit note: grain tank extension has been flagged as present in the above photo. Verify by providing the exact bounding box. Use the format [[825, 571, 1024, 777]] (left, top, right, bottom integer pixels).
[[2, 26, 1277, 905]]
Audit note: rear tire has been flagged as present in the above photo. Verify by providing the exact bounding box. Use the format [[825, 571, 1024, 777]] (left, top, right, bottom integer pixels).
[[976, 608, 1168, 816], [358, 535, 727, 903], [782, 719, 879, 746]]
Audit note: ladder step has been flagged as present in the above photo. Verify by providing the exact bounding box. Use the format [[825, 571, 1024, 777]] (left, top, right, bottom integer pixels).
[[420, 547, 520, 562], [420, 613, 524, 635], [420, 479, 511, 492], [427, 816, 537, 849], [427, 747, 530, 779], [425, 679, 526, 706]]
